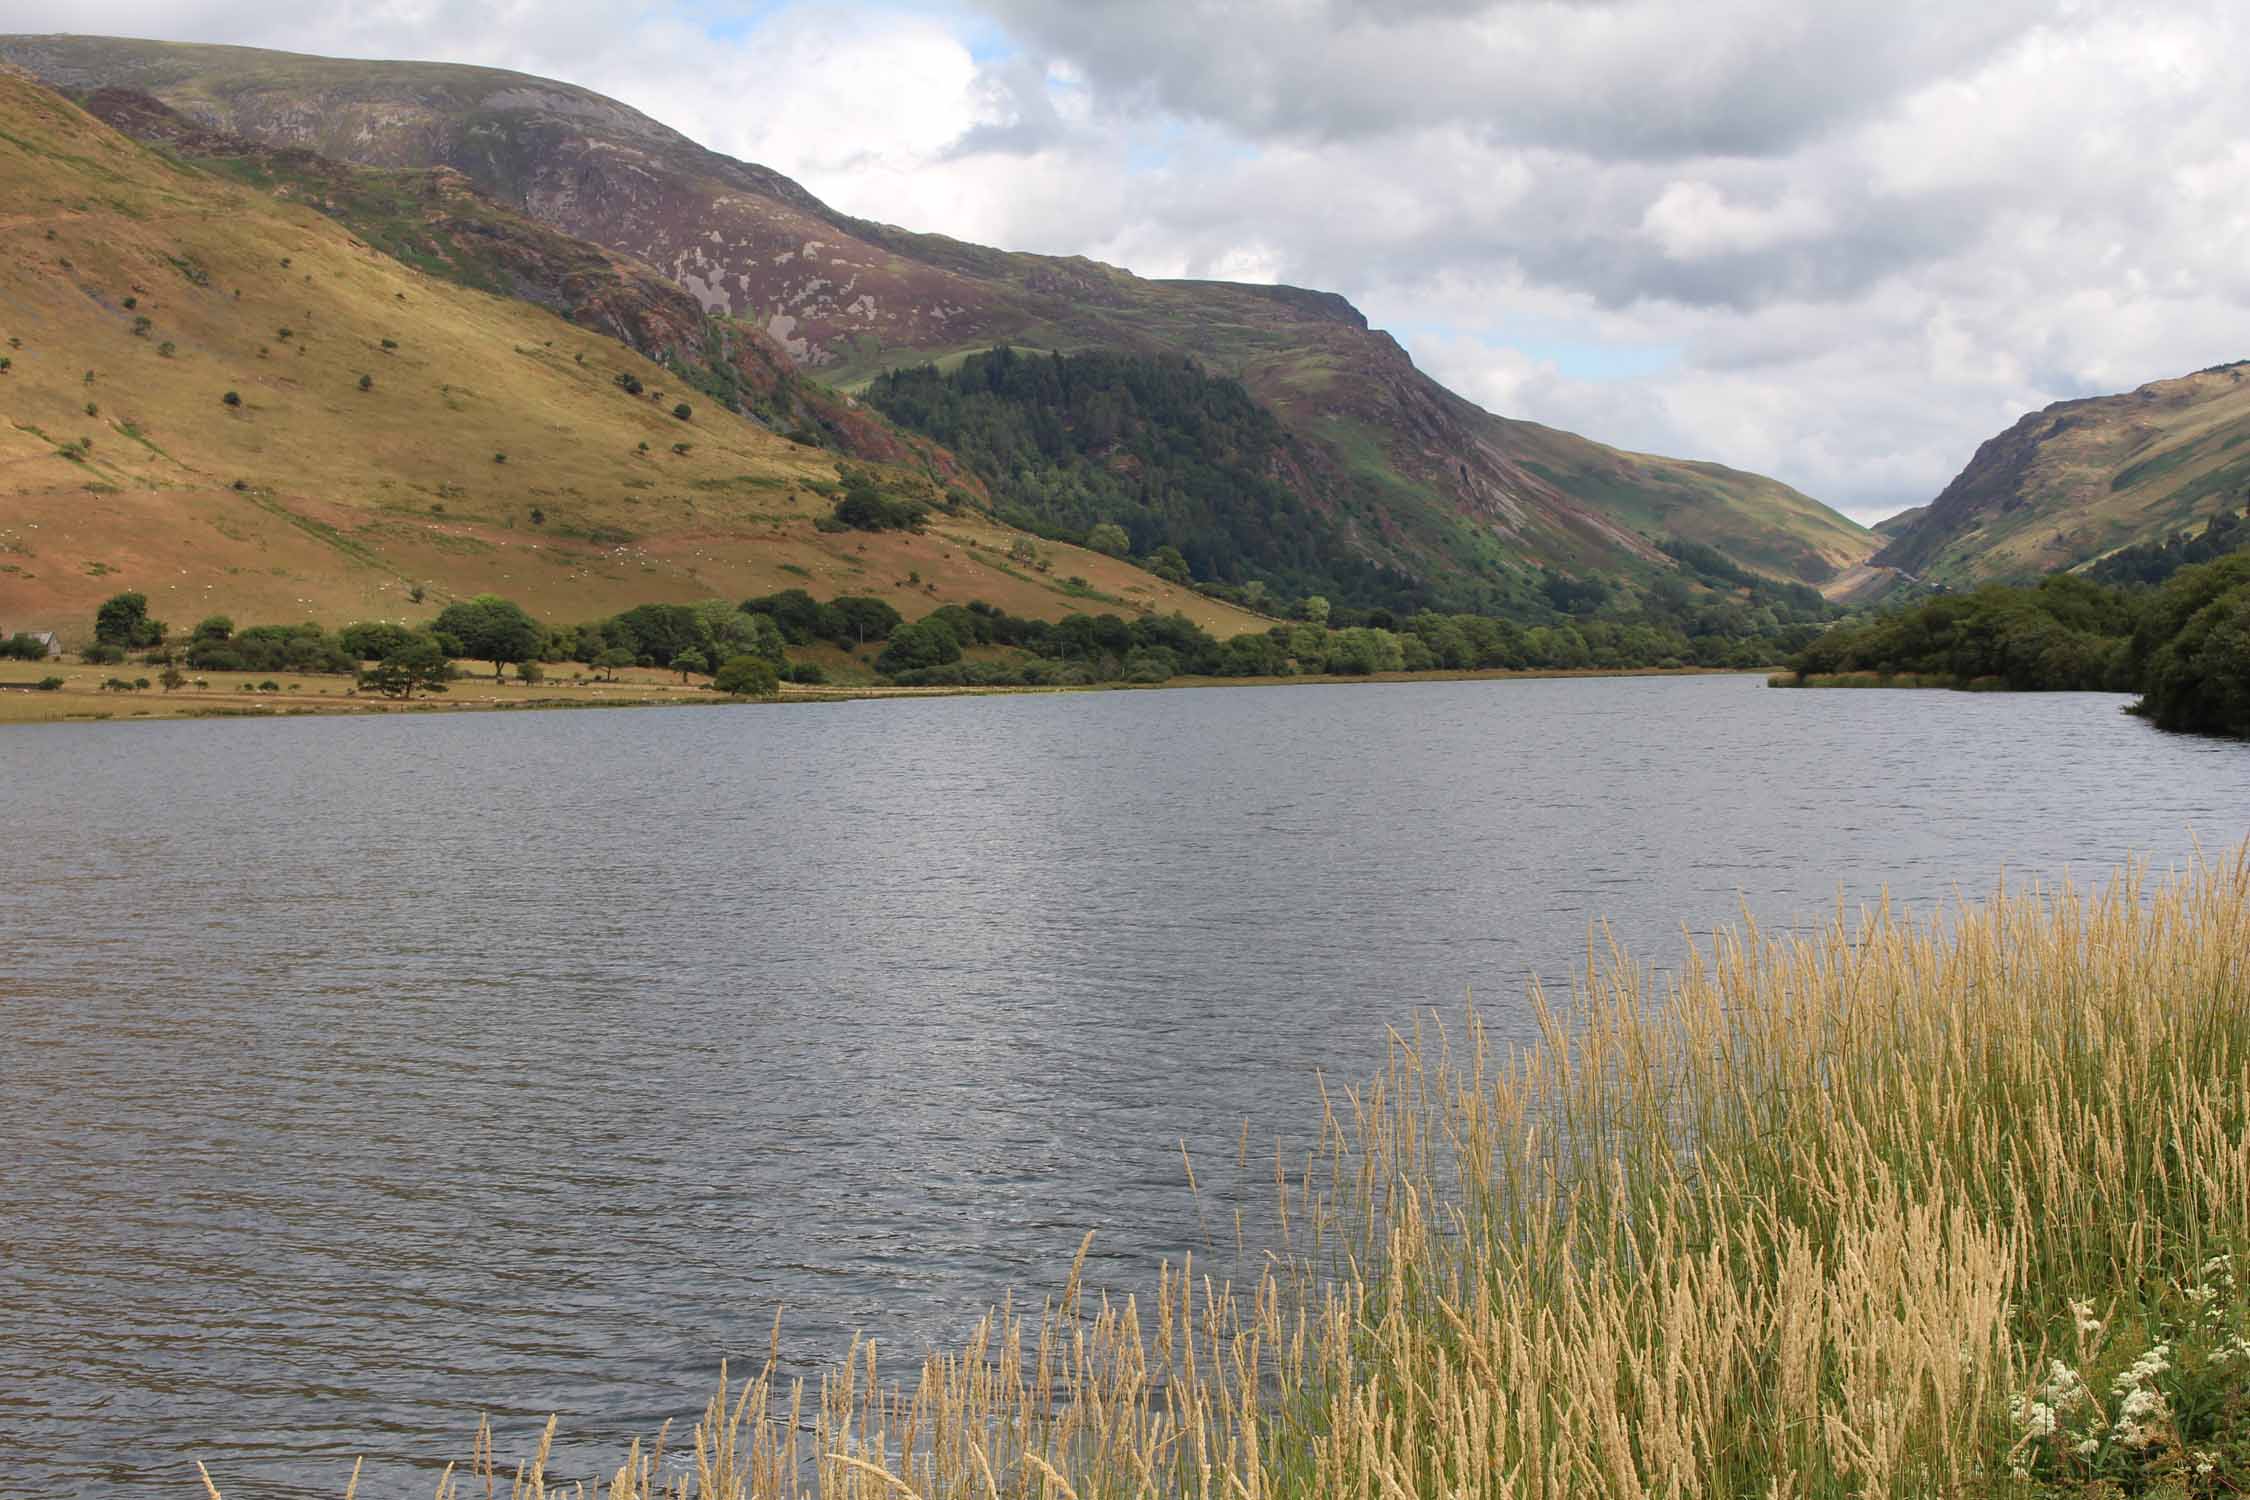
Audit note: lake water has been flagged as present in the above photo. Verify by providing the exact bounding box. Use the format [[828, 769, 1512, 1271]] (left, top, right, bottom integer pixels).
[[4, 675, 2246, 1496]]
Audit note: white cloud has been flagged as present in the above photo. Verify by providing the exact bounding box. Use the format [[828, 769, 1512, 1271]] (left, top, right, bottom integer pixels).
[[1641, 183, 1832, 262]]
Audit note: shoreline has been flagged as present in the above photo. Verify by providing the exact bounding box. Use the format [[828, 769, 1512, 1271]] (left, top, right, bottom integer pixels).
[[0, 662, 1774, 728], [1768, 669, 2137, 694]]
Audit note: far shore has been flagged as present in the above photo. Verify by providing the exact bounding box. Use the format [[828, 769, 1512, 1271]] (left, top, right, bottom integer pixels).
[[1767, 670, 2136, 694], [0, 660, 1775, 728]]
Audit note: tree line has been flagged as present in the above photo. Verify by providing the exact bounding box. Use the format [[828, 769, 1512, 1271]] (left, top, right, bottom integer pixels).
[[1783, 554, 2250, 736], [864, 346, 1427, 611], [82, 577, 1825, 707]]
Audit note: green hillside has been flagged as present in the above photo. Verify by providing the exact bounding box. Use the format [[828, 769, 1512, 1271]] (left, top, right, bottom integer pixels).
[[1876, 362, 2250, 583]]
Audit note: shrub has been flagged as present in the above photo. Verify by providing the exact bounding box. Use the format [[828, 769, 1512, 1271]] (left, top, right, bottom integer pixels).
[[380, 338, 398, 351], [358, 373, 373, 392], [1085, 521, 1130, 556], [130, 315, 151, 337], [430, 595, 542, 680], [672, 402, 692, 421], [712, 654, 779, 697], [157, 342, 175, 358], [875, 617, 962, 675], [356, 636, 452, 699], [337, 621, 415, 661], [34, 676, 62, 691], [222, 391, 241, 407], [493, 452, 507, 464], [615, 372, 643, 396], [95, 592, 165, 649], [832, 471, 929, 532]]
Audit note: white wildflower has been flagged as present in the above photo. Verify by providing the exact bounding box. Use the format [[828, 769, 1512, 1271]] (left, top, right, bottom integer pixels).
[[2111, 1342, 2171, 1395], [2110, 1383, 2168, 1448], [2071, 1298, 2103, 1336], [2040, 1360, 2089, 1408], [2074, 1438, 2099, 1458], [2187, 1282, 2218, 1307]]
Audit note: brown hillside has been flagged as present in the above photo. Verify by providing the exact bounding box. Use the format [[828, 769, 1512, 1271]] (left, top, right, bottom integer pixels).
[[0, 73, 1268, 644], [0, 34, 1874, 597]]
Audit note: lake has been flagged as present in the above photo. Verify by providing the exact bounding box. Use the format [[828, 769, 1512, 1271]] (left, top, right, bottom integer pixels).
[[3, 674, 2246, 1496]]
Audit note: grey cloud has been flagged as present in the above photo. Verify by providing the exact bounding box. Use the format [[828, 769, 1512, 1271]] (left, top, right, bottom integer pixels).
[[975, 0, 2061, 160]]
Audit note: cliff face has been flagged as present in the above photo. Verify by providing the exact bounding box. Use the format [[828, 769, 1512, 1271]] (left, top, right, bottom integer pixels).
[[4, 33, 1876, 596], [1874, 364, 2250, 583], [68, 85, 966, 479]]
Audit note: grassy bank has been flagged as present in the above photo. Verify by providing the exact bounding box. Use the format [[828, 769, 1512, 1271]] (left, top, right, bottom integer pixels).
[[2, 661, 1770, 726], [1768, 669, 2039, 691], [203, 855, 2250, 1498]]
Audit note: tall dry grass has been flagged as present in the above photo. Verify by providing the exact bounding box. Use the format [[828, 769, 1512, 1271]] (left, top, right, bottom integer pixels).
[[205, 851, 2250, 1498]]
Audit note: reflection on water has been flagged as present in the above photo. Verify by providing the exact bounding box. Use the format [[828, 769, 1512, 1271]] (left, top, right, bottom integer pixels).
[[2, 676, 2244, 1496]]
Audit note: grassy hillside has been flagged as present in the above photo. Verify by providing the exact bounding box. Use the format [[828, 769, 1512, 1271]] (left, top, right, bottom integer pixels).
[[0, 72, 1267, 645], [0, 35, 1877, 608], [1877, 362, 2250, 584]]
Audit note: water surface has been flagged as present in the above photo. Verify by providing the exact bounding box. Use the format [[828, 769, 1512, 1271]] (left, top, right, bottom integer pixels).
[[3, 676, 2244, 1495]]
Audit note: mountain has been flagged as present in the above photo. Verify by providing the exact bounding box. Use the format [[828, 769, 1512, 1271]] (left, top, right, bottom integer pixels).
[[1875, 363, 2250, 584], [64, 85, 949, 473], [0, 68, 1261, 638], [0, 34, 1875, 609]]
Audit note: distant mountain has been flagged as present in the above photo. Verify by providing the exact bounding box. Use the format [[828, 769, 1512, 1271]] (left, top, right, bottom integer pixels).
[[1875, 363, 2250, 584], [0, 71, 1257, 638], [1, 33, 1875, 610]]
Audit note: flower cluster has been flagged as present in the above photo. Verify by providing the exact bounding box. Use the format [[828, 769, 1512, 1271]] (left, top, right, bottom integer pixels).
[[2107, 1347, 2170, 1450], [2006, 1251, 2249, 1491]]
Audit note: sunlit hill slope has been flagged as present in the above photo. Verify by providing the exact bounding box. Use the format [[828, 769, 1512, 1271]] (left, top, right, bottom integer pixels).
[[0, 34, 1877, 607], [0, 71, 1267, 641], [1876, 362, 2250, 584]]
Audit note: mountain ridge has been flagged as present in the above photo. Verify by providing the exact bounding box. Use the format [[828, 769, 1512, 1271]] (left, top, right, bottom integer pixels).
[[1875, 362, 2250, 583], [0, 69, 1264, 641], [0, 32, 1876, 607]]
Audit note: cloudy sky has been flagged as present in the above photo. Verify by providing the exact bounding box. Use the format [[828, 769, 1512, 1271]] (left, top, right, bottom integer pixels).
[[16, 0, 2250, 523]]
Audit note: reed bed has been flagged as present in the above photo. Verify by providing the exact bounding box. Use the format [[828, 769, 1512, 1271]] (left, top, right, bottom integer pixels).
[[210, 852, 2250, 1498]]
